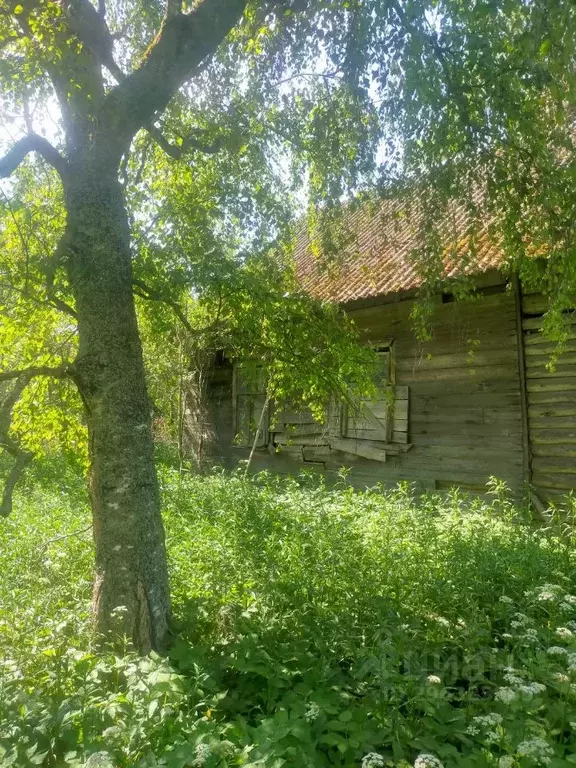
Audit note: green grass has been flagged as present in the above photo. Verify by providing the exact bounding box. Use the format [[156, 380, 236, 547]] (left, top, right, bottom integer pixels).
[[1, 463, 576, 768]]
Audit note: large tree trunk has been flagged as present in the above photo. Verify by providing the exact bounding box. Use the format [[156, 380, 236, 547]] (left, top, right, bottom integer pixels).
[[0, 0, 251, 654], [65, 160, 171, 653]]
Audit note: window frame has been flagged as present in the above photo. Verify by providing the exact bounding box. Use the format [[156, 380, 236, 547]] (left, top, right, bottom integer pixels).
[[340, 341, 395, 442]]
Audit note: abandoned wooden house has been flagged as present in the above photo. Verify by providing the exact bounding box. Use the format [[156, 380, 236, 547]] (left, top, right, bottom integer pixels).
[[192, 202, 576, 502]]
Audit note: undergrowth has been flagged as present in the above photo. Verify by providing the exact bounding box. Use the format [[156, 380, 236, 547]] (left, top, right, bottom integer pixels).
[[1, 463, 576, 768]]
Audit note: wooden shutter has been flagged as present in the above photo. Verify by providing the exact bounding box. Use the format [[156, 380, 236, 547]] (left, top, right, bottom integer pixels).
[[341, 347, 393, 441], [233, 366, 269, 448]]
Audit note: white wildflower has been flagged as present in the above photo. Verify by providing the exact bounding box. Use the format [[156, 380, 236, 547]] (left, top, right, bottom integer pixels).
[[524, 628, 538, 637], [427, 675, 441, 684], [564, 595, 576, 604], [560, 602, 574, 613], [511, 621, 522, 629], [534, 584, 564, 603], [414, 754, 444, 768], [471, 713, 503, 728], [218, 741, 235, 758], [538, 591, 557, 602], [514, 613, 532, 624], [553, 673, 570, 683], [467, 713, 502, 741], [304, 702, 320, 722], [504, 673, 524, 686], [193, 743, 212, 767], [547, 646, 568, 656], [362, 754, 385, 768], [495, 686, 517, 703], [556, 627, 573, 639], [516, 738, 554, 765], [518, 682, 546, 697], [498, 757, 514, 768], [570, 722, 576, 729], [84, 754, 116, 768], [501, 633, 513, 639], [499, 596, 514, 604], [567, 653, 576, 671]]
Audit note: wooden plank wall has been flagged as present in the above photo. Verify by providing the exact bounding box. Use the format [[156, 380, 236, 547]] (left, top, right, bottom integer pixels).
[[342, 285, 525, 492], [522, 293, 576, 501], [208, 278, 527, 494]]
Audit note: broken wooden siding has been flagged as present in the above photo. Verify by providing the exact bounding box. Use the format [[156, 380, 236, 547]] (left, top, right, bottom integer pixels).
[[207, 278, 529, 494], [522, 292, 576, 501]]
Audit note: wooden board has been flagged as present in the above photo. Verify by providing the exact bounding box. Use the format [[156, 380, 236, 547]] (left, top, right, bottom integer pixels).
[[272, 423, 328, 436], [523, 315, 576, 331], [397, 364, 519, 383], [410, 410, 520, 425], [273, 436, 330, 447], [528, 405, 576, 419], [530, 429, 576, 445], [528, 416, 576, 430], [524, 331, 576, 347], [330, 438, 388, 463], [528, 390, 576, 405], [409, 422, 523, 438], [532, 457, 576, 474], [411, 392, 521, 408], [525, 353, 576, 367], [531, 444, 576, 458], [522, 293, 576, 314], [526, 377, 576, 392], [524, 340, 576, 356], [396, 348, 518, 372], [532, 472, 576, 490]]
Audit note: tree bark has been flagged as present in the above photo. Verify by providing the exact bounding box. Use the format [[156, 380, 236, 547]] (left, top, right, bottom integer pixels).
[[65, 160, 171, 652]]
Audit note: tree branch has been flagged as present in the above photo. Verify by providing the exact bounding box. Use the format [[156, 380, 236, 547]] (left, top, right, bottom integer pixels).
[[132, 279, 195, 335], [0, 374, 34, 517], [0, 447, 32, 518], [102, 0, 247, 144], [0, 366, 73, 517], [0, 366, 71, 383], [41, 523, 92, 552], [0, 134, 68, 181], [146, 122, 224, 158]]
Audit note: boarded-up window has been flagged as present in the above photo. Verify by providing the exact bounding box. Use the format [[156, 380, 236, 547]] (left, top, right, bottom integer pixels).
[[341, 346, 393, 441], [233, 366, 269, 448]]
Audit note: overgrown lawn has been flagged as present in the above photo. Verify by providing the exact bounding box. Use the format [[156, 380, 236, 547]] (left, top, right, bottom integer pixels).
[[1, 464, 576, 768]]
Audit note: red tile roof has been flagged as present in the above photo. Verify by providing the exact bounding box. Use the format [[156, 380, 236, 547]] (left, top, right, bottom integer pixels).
[[293, 197, 503, 304]]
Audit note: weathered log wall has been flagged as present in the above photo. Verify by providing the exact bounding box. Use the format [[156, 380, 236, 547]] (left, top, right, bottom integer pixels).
[[340, 280, 525, 492], [522, 292, 576, 501], [207, 273, 532, 495]]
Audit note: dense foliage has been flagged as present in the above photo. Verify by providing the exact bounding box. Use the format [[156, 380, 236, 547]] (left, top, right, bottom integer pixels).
[[2, 465, 576, 768], [3, 0, 576, 464]]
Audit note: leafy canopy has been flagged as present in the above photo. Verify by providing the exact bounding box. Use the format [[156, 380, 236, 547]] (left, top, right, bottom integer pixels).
[[1, 0, 576, 456]]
